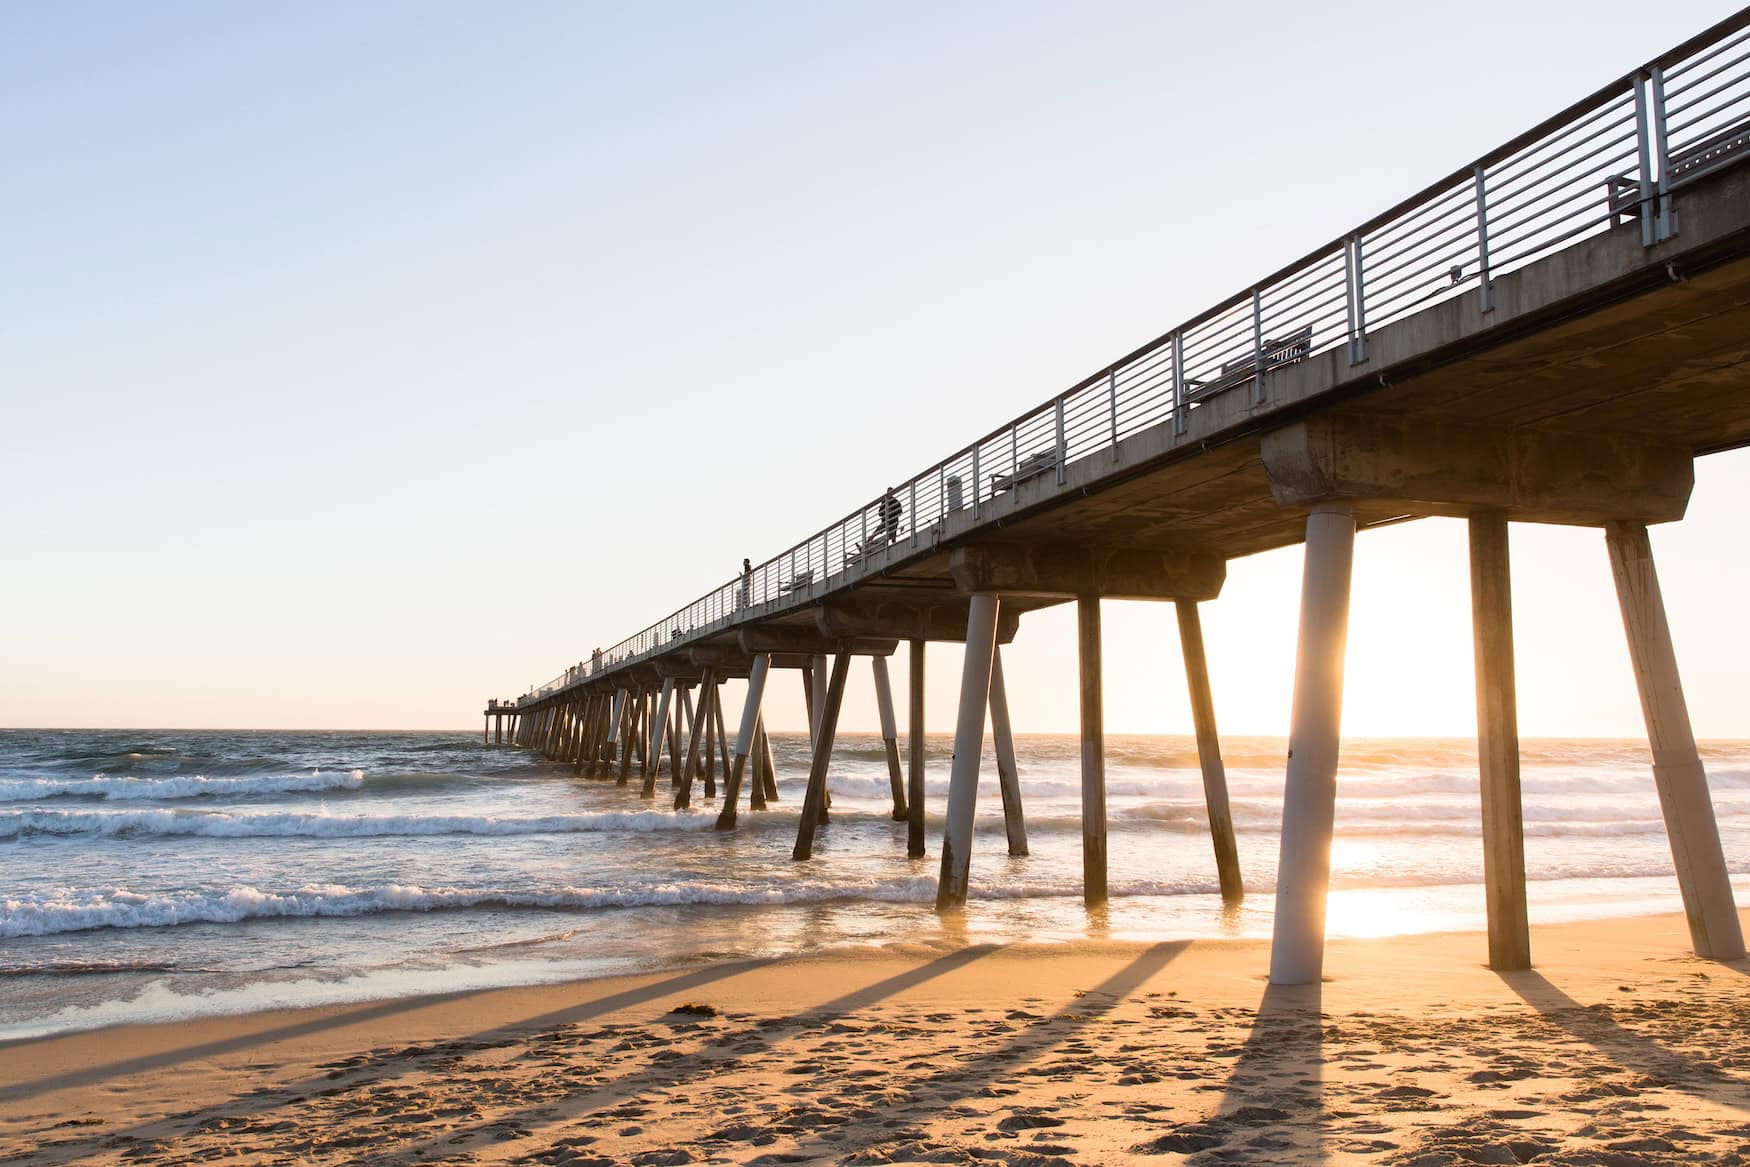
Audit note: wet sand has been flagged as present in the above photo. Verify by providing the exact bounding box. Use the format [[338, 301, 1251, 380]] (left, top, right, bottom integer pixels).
[[2, 910, 1748, 1165]]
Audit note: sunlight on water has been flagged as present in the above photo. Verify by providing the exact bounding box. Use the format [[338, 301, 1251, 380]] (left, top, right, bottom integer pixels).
[[0, 728, 1745, 1037]]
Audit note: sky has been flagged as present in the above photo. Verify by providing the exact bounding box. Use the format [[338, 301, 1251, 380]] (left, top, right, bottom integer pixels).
[[2, 0, 1746, 737]]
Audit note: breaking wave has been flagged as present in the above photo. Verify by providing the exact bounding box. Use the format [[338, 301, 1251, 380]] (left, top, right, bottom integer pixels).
[[0, 770, 366, 802]]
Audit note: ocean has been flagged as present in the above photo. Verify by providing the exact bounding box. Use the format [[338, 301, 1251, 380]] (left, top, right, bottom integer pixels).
[[2, 728, 1747, 1041]]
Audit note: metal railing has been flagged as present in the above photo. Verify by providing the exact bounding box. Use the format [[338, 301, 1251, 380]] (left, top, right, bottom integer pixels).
[[515, 12, 1750, 706]]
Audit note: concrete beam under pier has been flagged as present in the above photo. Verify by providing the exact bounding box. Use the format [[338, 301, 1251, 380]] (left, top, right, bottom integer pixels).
[[1261, 414, 1693, 525], [736, 628, 899, 657], [815, 597, 1021, 644], [948, 544, 1224, 601]]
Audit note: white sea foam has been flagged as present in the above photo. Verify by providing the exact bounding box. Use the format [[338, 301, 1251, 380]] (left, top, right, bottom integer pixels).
[[0, 770, 366, 802], [1, 873, 1259, 937], [0, 806, 727, 840]]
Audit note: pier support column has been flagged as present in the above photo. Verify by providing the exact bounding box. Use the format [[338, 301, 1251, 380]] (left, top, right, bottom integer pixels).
[[1270, 501, 1357, 986], [756, 717, 777, 805], [701, 682, 718, 797], [618, 687, 643, 786], [1078, 597, 1107, 907], [483, 716, 489, 745], [712, 684, 731, 792], [1469, 513, 1531, 970], [573, 696, 594, 772], [872, 656, 908, 821], [1605, 521, 1745, 960], [603, 690, 627, 771], [671, 691, 686, 780], [989, 647, 1028, 857], [718, 654, 770, 830], [793, 652, 851, 860], [642, 680, 675, 798], [676, 669, 717, 809], [1177, 599, 1242, 902], [936, 593, 1001, 911], [907, 638, 927, 858]]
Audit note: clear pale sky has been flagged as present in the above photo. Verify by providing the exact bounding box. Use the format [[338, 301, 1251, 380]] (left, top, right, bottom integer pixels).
[[4, 0, 1746, 737]]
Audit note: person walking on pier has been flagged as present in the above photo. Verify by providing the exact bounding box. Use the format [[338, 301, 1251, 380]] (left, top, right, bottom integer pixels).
[[738, 558, 752, 609], [872, 487, 903, 544]]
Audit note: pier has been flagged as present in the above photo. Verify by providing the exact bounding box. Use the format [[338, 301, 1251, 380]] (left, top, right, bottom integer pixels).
[[486, 14, 1750, 984]]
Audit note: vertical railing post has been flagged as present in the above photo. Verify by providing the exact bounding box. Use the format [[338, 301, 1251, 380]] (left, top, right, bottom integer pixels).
[[938, 464, 946, 523], [1108, 368, 1119, 460], [1633, 73, 1656, 247], [1010, 421, 1020, 504], [909, 479, 918, 547], [1650, 65, 1675, 242], [1053, 398, 1067, 485], [1250, 288, 1266, 404], [1473, 164, 1495, 314], [1170, 331, 1187, 436], [971, 443, 981, 519], [1345, 234, 1368, 364]]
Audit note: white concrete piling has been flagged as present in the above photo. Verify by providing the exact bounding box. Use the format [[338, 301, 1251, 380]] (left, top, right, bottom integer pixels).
[[1270, 501, 1357, 986], [936, 593, 1000, 911], [1605, 521, 1745, 960]]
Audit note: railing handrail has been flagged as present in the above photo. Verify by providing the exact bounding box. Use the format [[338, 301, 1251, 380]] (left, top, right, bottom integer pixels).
[[506, 10, 1750, 707]]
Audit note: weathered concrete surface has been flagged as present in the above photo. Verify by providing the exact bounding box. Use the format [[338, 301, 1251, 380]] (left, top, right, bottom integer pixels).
[[947, 545, 1225, 601], [1260, 414, 1693, 523], [735, 629, 898, 657], [814, 596, 1022, 643]]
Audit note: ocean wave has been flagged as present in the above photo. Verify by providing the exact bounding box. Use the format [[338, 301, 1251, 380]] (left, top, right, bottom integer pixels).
[[0, 875, 1227, 937], [0, 770, 366, 802], [0, 806, 725, 840]]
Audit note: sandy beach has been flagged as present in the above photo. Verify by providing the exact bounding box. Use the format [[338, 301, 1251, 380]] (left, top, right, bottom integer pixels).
[[1, 911, 1746, 1165]]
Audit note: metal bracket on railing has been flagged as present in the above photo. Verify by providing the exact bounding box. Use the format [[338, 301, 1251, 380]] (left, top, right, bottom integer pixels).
[[1472, 164, 1495, 314], [1250, 289, 1266, 404], [1345, 234, 1368, 364], [1170, 332, 1186, 436], [1053, 398, 1067, 485]]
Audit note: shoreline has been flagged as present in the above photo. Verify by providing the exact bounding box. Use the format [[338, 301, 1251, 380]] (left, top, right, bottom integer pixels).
[[5, 910, 1747, 1165]]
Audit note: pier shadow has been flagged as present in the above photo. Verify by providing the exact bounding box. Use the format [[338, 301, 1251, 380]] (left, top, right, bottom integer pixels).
[[1126, 980, 1329, 1162], [9, 957, 778, 1160], [1500, 969, 1750, 1112], [374, 943, 1008, 1163], [747, 940, 1190, 1164], [0, 992, 442, 1104]]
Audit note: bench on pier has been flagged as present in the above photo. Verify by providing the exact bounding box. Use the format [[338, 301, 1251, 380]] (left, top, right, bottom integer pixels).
[[1608, 116, 1750, 225], [990, 449, 1058, 495], [1185, 324, 1313, 403], [781, 569, 815, 593]]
